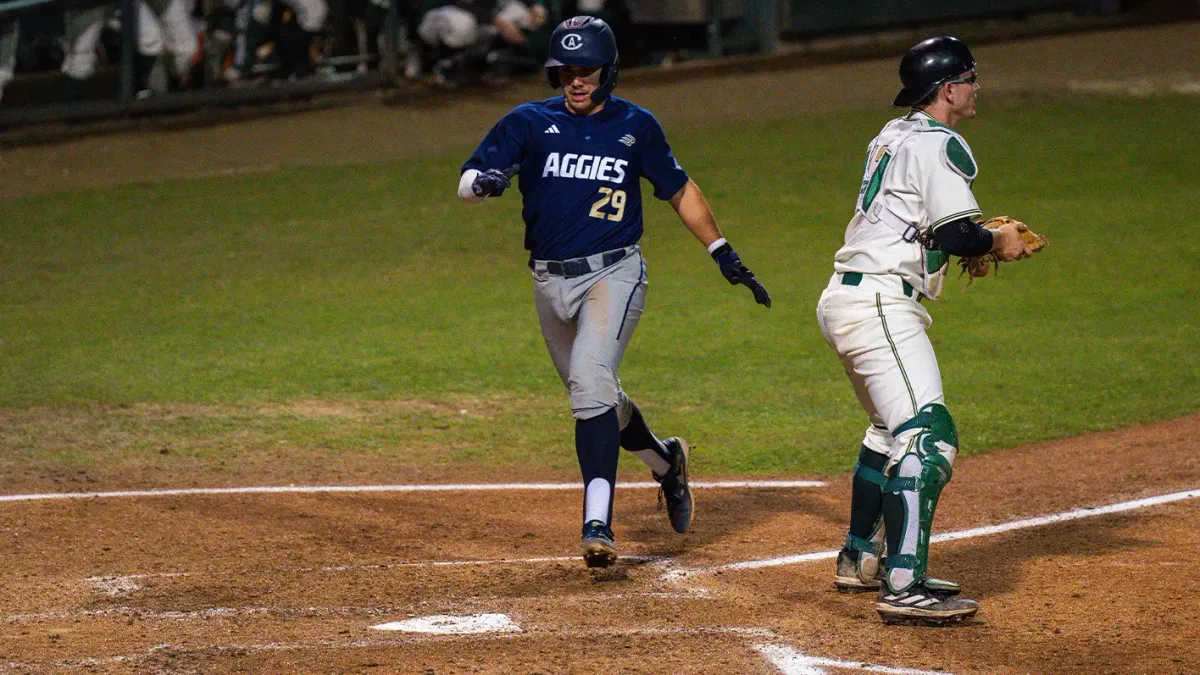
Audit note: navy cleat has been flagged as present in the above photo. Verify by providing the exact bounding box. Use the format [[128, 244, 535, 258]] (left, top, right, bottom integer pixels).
[[581, 520, 617, 568], [654, 437, 693, 534]]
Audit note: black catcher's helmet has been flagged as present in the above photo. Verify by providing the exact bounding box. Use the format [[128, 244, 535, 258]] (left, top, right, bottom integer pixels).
[[545, 16, 619, 104], [893, 36, 975, 108]]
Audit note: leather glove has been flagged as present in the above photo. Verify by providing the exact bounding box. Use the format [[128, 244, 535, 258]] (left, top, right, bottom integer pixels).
[[712, 243, 771, 308]]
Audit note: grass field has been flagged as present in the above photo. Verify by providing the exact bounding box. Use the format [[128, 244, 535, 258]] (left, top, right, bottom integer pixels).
[[3, 95, 1198, 478]]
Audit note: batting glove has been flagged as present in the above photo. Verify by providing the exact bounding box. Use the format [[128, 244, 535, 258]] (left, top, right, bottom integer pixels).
[[712, 243, 771, 308], [471, 168, 513, 198]]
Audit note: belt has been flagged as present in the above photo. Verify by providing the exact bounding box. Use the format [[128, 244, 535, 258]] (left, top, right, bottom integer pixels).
[[840, 272, 922, 300], [530, 248, 629, 278]]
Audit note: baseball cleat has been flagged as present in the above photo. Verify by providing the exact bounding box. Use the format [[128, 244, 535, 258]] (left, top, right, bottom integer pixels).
[[835, 548, 882, 593], [654, 437, 693, 533], [836, 551, 962, 595], [581, 520, 618, 568], [876, 581, 978, 625]]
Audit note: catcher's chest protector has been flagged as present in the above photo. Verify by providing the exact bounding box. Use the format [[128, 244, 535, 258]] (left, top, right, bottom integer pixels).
[[853, 115, 980, 300]]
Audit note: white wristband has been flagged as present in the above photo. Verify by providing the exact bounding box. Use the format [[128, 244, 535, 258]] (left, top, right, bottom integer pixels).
[[706, 237, 728, 254], [458, 169, 485, 205]]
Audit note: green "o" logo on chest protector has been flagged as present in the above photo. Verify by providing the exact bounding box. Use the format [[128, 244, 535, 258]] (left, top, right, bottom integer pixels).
[[944, 136, 976, 179]]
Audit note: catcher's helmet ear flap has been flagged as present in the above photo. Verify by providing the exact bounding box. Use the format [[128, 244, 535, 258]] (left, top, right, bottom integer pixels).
[[545, 16, 619, 104], [893, 36, 975, 108]]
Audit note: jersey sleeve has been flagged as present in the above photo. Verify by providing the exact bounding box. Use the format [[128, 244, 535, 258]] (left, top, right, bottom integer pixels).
[[462, 107, 527, 175], [640, 112, 689, 201], [921, 133, 982, 231]]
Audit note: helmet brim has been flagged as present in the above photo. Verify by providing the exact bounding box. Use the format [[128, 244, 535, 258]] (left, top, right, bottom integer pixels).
[[892, 82, 940, 108], [545, 56, 610, 69]]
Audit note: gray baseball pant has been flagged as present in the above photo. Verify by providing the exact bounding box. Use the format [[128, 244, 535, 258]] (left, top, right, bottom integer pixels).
[[532, 244, 645, 424]]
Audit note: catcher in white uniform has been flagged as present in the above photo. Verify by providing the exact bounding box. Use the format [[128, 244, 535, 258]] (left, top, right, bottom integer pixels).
[[817, 36, 1036, 624]]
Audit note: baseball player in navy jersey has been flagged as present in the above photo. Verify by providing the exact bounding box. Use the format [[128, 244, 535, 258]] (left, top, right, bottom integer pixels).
[[459, 16, 770, 568], [818, 37, 1032, 623]]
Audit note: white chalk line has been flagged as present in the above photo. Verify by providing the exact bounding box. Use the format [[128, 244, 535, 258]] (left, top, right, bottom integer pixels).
[[78, 554, 669, 596], [755, 643, 952, 675], [1, 605, 408, 624], [44, 573, 712, 625], [10, 582, 714, 625], [0, 479, 825, 503], [0, 625, 776, 672], [666, 487, 1200, 578]]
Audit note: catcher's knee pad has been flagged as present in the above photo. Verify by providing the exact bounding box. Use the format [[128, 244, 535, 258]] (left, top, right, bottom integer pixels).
[[884, 404, 959, 584]]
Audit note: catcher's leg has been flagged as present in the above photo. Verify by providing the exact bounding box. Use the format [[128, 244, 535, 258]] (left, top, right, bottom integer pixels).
[[836, 440, 888, 592], [877, 404, 974, 623]]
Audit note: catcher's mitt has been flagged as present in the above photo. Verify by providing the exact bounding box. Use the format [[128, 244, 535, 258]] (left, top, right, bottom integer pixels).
[[958, 216, 1048, 288]]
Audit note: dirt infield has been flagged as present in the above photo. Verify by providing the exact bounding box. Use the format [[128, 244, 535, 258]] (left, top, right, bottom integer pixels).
[[1, 415, 1197, 673], [3, 22, 1200, 674], [2, 21, 1198, 201]]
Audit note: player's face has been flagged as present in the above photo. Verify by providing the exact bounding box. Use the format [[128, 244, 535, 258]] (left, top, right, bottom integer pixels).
[[946, 69, 979, 119], [559, 66, 604, 115]]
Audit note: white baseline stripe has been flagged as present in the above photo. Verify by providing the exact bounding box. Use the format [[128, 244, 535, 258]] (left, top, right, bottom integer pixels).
[[0, 480, 823, 503], [676, 488, 1200, 576], [0, 626, 777, 672], [755, 643, 951, 675]]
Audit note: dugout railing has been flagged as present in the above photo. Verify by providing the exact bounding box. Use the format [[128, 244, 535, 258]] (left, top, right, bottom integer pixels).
[[0, 0, 1125, 131]]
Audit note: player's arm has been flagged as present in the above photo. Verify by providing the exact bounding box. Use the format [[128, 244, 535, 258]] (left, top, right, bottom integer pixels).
[[932, 218, 1030, 261], [921, 133, 1030, 263], [459, 110, 526, 204], [669, 180, 771, 308], [667, 179, 722, 247]]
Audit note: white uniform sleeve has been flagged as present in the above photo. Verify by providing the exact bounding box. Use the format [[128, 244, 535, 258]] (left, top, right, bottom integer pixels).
[[919, 134, 982, 231]]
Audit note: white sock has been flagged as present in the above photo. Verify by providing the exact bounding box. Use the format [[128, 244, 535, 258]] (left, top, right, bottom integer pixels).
[[630, 446, 671, 477], [584, 478, 612, 525]]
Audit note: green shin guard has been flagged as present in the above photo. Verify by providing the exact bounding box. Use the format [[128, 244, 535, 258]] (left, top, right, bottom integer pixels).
[[883, 404, 959, 589]]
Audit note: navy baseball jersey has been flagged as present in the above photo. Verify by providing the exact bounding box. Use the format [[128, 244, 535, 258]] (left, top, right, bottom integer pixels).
[[462, 95, 689, 261]]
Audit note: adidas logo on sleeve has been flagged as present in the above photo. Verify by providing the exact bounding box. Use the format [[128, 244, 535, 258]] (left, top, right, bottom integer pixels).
[[545, 125, 560, 134]]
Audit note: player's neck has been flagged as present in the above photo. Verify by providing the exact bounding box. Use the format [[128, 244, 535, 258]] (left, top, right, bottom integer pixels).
[[914, 104, 957, 128]]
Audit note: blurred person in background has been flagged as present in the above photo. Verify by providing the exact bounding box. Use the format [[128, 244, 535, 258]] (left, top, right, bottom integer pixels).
[[60, 0, 199, 99], [348, 0, 389, 74], [410, 0, 546, 87], [221, 0, 326, 83], [0, 20, 17, 103], [274, 0, 327, 77]]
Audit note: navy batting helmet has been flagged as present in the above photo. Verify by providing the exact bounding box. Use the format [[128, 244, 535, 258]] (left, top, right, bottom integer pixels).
[[892, 36, 975, 108], [545, 16, 619, 104]]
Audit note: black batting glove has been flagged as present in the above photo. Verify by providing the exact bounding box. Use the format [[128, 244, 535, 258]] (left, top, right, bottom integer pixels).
[[471, 168, 513, 198], [712, 242, 771, 308]]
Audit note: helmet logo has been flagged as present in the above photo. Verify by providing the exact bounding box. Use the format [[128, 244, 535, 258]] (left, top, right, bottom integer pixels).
[[561, 34, 584, 50]]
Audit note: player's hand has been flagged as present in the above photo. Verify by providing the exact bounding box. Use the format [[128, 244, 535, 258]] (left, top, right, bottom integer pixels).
[[471, 168, 514, 198], [712, 243, 772, 308], [991, 220, 1033, 262]]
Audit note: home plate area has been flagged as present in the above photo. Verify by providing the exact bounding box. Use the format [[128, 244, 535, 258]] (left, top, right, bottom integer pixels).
[[2, 421, 1200, 674]]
